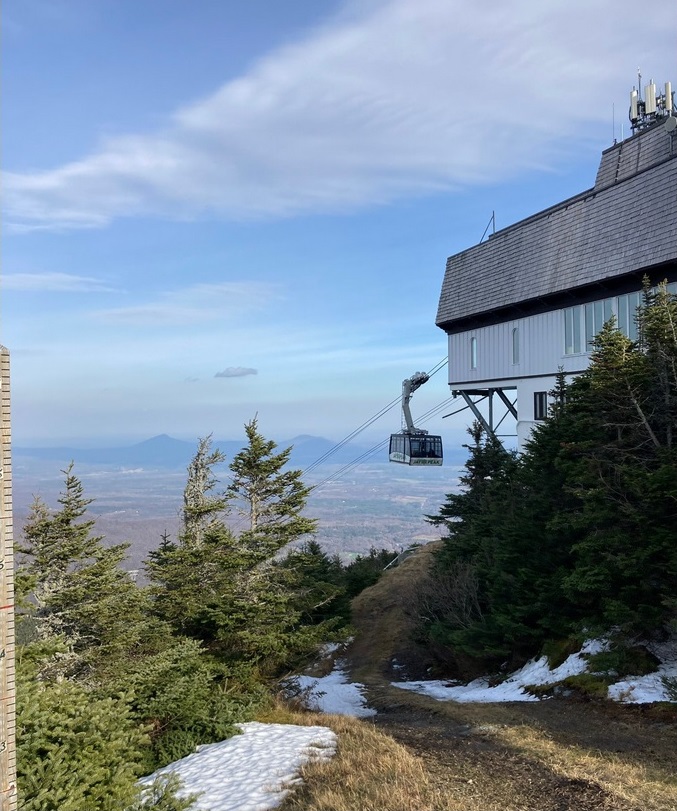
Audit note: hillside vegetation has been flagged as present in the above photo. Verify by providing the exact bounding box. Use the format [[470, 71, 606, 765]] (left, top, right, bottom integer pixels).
[[267, 545, 677, 811], [421, 280, 677, 678], [15, 419, 391, 809]]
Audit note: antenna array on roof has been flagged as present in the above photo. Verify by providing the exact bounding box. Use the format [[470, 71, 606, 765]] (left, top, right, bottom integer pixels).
[[629, 74, 675, 134]]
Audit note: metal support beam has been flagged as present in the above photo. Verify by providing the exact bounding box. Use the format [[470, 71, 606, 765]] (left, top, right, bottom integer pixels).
[[458, 391, 494, 437], [495, 388, 518, 420], [456, 387, 517, 447]]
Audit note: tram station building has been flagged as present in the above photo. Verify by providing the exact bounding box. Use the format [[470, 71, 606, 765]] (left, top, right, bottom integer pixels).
[[436, 104, 677, 448]]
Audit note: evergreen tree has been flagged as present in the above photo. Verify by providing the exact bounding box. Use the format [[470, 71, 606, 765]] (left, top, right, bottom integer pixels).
[[559, 300, 677, 633], [17, 662, 147, 811], [182, 435, 227, 547], [227, 417, 317, 556], [148, 420, 322, 676], [424, 287, 677, 672], [281, 540, 346, 624], [17, 464, 151, 684]]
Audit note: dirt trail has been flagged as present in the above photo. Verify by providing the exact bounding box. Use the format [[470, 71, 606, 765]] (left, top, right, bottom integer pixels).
[[343, 545, 677, 811]]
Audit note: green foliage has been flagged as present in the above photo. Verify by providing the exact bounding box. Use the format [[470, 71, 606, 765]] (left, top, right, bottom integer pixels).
[[586, 644, 659, 678], [182, 435, 228, 548], [281, 542, 395, 628], [17, 665, 147, 811], [148, 421, 347, 682], [16, 465, 248, 799], [342, 548, 396, 600], [227, 417, 317, 555], [541, 637, 584, 669], [16, 419, 390, 809], [17, 464, 152, 684], [122, 637, 246, 769], [132, 774, 200, 810], [281, 540, 347, 624], [562, 673, 614, 699]]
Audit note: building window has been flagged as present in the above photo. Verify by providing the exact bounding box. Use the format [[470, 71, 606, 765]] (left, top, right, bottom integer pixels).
[[616, 291, 641, 342], [511, 327, 519, 364], [564, 306, 581, 354], [534, 391, 548, 421], [470, 337, 477, 370], [584, 297, 614, 350]]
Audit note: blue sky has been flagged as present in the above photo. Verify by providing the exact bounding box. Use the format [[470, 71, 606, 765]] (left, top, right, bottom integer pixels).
[[2, 0, 675, 447]]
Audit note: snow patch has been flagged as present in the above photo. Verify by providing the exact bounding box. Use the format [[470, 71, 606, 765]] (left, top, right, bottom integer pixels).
[[290, 666, 376, 717], [139, 722, 337, 811], [392, 638, 677, 704], [605, 637, 677, 703]]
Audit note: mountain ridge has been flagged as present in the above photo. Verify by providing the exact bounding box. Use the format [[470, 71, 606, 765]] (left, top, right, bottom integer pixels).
[[14, 433, 388, 469]]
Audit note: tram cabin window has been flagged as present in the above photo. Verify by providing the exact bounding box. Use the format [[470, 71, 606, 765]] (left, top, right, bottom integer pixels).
[[409, 436, 443, 459]]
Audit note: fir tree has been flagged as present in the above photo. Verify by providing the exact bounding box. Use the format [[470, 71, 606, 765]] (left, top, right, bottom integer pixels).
[[17, 464, 151, 683], [227, 417, 317, 556], [148, 420, 323, 676], [182, 435, 227, 547], [17, 662, 147, 811]]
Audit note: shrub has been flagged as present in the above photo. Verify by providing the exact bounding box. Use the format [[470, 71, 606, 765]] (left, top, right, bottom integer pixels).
[[17, 674, 147, 811], [586, 644, 660, 678]]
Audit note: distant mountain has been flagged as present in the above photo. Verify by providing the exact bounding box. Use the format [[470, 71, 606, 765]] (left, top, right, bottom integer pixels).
[[14, 433, 388, 470]]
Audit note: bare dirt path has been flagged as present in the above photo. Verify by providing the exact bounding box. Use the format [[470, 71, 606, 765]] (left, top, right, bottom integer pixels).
[[342, 545, 677, 811]]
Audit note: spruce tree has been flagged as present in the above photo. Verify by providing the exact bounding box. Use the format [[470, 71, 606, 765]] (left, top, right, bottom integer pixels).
[[227, 417, 317, 556], [424, 287, 677, 672], [17, 464, 150, 683], [182, 435, 227, 547], [17, 666, 147, 811], [148, 421, 322, 675]]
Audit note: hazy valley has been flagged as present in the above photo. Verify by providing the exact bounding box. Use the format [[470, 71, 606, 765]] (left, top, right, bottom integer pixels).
[[12, 434, 465, 571]]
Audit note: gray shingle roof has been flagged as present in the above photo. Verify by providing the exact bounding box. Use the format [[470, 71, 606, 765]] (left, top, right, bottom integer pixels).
[[437, 124, 677, 329]]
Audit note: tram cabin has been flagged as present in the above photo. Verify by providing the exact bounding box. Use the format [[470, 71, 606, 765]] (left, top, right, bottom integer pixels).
[[389, 433, 443, 466]]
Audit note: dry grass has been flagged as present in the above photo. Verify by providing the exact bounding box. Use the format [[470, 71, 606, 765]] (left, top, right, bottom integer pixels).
[[255, 545, 677, 811], [257, 704, 467, 811], [495, 723, 677, 811], [349, 541, 442, 678], [259, 701, 677, 811]]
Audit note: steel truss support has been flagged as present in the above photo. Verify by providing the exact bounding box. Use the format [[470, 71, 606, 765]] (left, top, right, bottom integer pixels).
[[455, 387, 518, 444]]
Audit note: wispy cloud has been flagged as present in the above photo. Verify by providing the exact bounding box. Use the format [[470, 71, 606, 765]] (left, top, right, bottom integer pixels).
[[5, 0, 674, 232], [215, 367, 258, 378], [94, 281, 279, 327], [3, 272, 117, 292]]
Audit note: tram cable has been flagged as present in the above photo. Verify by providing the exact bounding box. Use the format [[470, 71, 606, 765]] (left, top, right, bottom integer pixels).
[[304, 358, 448, 475], [308, 393, 464, 494]]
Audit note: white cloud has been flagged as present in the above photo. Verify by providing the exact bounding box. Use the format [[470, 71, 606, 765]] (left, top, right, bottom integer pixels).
[[215, 367, 258, 378], [94, 281, 280, 327], [3, 272, 117, 292], [5, 0, 675, 231]]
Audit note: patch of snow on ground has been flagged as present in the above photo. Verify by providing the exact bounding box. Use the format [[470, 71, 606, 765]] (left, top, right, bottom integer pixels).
[[139, 721, 337, 811], [393, 639, 609, 703], [607, 642, 677, 703], [394, 638, 677, 704], [293, 666, 377, 717]]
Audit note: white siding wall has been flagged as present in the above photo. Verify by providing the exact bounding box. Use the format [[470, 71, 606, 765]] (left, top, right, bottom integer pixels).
[[447, 306, 591, 449], [448, 308, 588, 387]]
